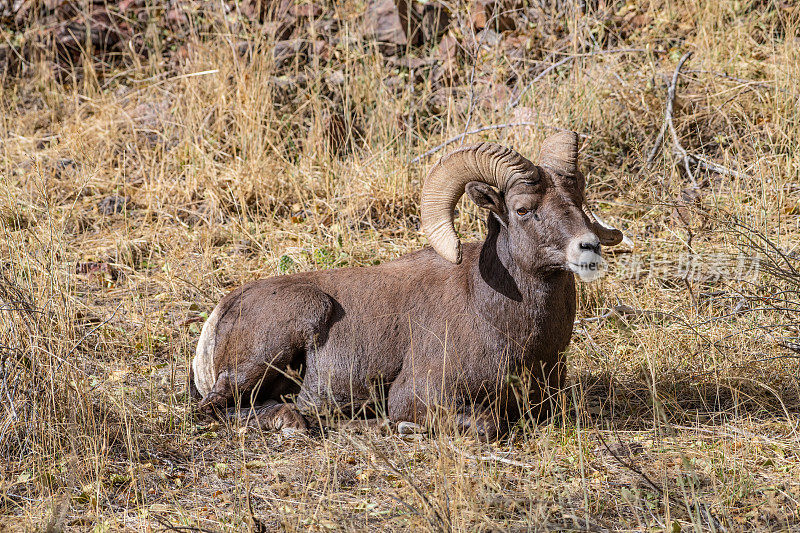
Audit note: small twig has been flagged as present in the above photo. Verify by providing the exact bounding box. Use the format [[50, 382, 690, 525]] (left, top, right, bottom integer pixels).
[[685, 68, 786, 93], [57, 300, 124, 374], [508, 48, 646, 109], [508, 56, 574, 108], [244, 484, 267, 533], [152, 513, 221, 533], [670, 120, 698, 187], [594, 429, 726, 532], [446, 440, 534, 468], [575, 304, 644, 325], [351, 436, 451, 532], [1, 360, 17, 422], [461, 8, 494, 144], [0, 32, 31, 69], [0, 272, 36, 319], [560, 513, 611, 533], [726, 217, 798, 275], [595, 430, 664, 494]]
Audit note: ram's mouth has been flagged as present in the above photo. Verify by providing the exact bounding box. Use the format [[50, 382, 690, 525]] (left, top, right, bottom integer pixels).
[[567, 260, 607, 282]]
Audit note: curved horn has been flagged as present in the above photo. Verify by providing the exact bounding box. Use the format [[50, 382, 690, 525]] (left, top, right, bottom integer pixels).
[[540, 131, 625, 246], [538, 131, 578, 176], [421, 142, 537, 263], [582, 204, 625, 246]]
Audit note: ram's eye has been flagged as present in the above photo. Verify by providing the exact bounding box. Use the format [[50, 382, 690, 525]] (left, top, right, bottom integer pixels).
[[516, 208, 529, 216]]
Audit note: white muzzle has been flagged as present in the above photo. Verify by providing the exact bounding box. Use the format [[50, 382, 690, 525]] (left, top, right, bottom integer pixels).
[[566, 233, 607, 282]]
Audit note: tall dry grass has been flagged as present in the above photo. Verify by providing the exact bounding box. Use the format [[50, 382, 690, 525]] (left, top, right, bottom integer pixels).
[[1, 0, 799, 530]]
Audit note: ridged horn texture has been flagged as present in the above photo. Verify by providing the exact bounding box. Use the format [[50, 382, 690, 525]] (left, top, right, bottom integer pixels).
[[539, 130, 624, 246], [538, 130, 578, 176], [421, 142, 538, 263]]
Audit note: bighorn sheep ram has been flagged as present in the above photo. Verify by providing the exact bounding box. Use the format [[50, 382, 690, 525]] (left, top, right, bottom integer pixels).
[[191, 132, 623, 439]]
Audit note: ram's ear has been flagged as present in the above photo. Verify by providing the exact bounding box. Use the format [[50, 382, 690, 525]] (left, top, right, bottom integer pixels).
[[466, 181, 508, 226]]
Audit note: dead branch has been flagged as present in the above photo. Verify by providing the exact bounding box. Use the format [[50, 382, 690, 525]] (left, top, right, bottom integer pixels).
[[778, 340, 800, 354], [686, 153, 749, 180], [685, 68, 787, 93], [594, 429, 727, 532], [646, 51, 693, 167], [445, 440, 535, 468], [647, 51, 750, 181], [152, 513, 221, 533]]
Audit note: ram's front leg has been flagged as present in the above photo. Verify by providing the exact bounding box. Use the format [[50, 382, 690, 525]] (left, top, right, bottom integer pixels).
[[453, 409, 506, 441], [524, 357, 566, 422], [226, 401, 309, 432], [388, 372, 500, 440]]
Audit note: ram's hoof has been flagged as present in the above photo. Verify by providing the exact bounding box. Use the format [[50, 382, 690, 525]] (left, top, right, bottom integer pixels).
[[264, 404, 309, 433], [280, 427, 307, 438], [397, 421, 426, 435]]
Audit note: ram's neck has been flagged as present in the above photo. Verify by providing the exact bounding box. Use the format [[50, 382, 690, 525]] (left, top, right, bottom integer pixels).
[[470, 215, 576, 342]]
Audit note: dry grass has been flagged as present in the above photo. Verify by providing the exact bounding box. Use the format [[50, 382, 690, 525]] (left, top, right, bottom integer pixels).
[[2, 0, 800, 531]]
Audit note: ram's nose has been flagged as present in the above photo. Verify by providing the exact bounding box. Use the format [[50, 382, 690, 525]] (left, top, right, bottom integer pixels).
[[578, 240, 601, 255], [572, 233, 601, 256]]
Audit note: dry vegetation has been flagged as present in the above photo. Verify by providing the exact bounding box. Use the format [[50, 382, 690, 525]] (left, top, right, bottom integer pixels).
[[2, 0, 800, 531]]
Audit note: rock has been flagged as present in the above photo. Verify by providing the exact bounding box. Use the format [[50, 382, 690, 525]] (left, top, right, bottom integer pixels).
[[273, 39, 307, 67], [44, 0, 70, 10], [394, 0, 423, 46], [75, 261, 118, 282], [325, 69, 345, 86], [290, 2, 322, 18], [365, 0, 407, 51], [387, 55, 433, 70], [476, 28, 502, 46], [56, 158, 77, 169], [118, 0, 144, 14], [261, 19, 296, 41], [475, 82, 512, 111], [388, 55, 435, 82], [270, 73, 310, 90], [54, 158, 79, 179], [312, 39, 331, 61], [132, 100, 170, 130], [324, 110, 348, 156], [670, 187, 705, 229], [421, 1, 450, 43], [432, 31, 460, 83], [512, 105, 536, 125], [241, 0, 293, 23], [471, 0, 517, 32], [55, 7, 130, 55], [98, 195, 128, 215], [323, 109, 362, 156], [164, 1, 189, 27], [12, 0, 37, 26]]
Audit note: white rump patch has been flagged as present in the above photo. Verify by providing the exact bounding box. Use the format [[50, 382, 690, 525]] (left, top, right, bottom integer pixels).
[[192, 305, 221, 397]]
